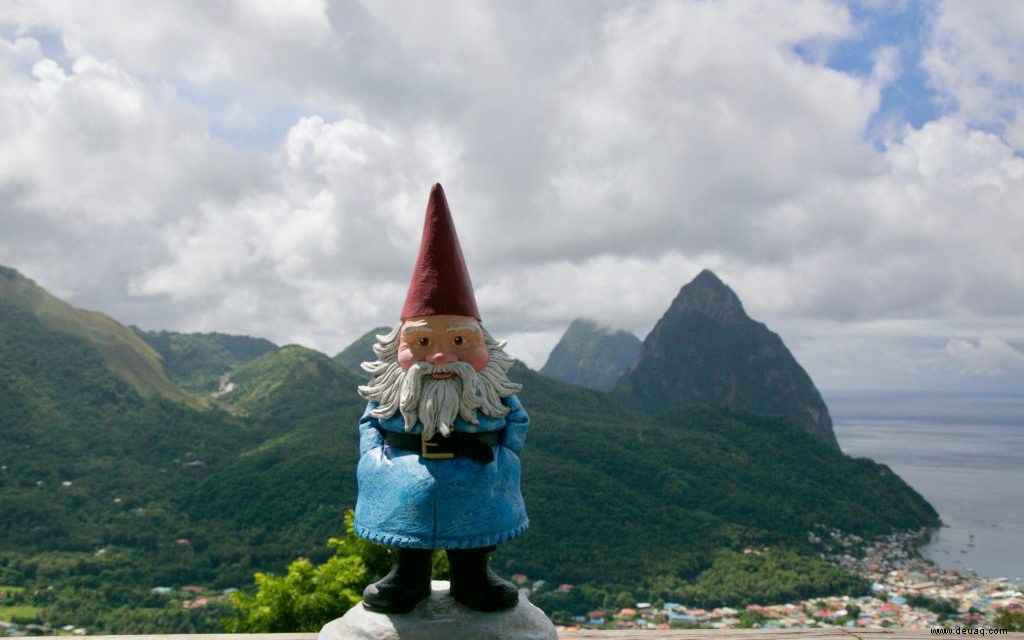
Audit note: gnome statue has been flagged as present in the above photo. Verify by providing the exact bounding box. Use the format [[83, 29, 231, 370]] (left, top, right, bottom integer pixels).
[[354, 183, 529, 614]]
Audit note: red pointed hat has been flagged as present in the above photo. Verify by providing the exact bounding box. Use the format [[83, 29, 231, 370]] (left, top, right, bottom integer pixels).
[[400, 183, 481, 321]]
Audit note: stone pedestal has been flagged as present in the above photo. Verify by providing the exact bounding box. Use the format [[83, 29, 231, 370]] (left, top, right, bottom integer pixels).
[[318, 580, 557, 640]]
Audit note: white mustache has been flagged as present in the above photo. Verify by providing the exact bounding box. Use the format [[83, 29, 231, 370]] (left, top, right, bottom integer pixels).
[[399, 361, 479, 438]]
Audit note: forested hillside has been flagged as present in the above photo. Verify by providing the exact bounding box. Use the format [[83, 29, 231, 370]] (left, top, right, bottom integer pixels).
[[131, 328, 277, 394], [0, 264, 939, 632]]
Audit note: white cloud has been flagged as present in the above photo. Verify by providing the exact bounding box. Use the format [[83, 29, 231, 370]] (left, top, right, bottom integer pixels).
[[1, 1, 1023, 391], [946, 338, 1024, 375], [126, 113, 466, 349], [7, 0, 334, 83], [889, 117, 1024, 189], [532, 0, 880, 264], [0, 38, 264, 227], [924, 0, 1024, 148]]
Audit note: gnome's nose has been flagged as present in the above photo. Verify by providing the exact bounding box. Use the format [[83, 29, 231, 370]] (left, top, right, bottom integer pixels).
[[428, 351, 458, 366]]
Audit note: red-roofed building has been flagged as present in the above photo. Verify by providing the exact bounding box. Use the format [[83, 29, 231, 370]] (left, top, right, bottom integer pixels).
[[182, 597, 209, 609]]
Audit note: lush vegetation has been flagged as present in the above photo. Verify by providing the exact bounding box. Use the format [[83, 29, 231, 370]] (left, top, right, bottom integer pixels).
[[0, 549, 233, 633], [226, 512, 378, 632], [0, 264, 941, 632], [0, 267, 198, 407], [132, 328, 277, 393], [502, 364, 937, 588], [647, 548, 865, 607], [528, 548, 865, 618]]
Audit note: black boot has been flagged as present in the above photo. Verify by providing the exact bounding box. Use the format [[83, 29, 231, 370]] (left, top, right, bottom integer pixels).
[[447, 547, 520, 612], [362, 547, 433, 614]]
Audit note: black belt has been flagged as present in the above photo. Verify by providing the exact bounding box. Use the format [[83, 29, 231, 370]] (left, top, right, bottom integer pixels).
[[383, 430, 502, 463]]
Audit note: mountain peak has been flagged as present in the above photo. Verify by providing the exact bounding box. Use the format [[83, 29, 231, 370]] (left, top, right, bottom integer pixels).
[[666, 269, 748, 325], [614, 269, 838, 449], [540, 318, 641, 392], [694, 268, 721, 283], [564, 318, 615, 337]]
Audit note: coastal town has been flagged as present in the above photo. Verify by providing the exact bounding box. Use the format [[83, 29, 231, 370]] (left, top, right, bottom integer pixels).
[[526, 530, 1024, 633]]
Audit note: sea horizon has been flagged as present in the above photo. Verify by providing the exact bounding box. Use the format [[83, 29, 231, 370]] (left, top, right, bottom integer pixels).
[[827, 390, 1024, 583]]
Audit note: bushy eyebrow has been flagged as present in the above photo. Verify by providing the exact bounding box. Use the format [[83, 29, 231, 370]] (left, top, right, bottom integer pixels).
[[402, 325, 433, 336], [446, 324, 481, 333]]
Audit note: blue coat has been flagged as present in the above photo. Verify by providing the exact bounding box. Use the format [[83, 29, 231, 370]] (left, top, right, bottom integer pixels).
[[353, 395, 529, 549]]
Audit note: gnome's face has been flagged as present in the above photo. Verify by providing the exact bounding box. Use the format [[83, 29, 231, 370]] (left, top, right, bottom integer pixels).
[[359, 319, 520, 439], [397, 314, 489, 374]]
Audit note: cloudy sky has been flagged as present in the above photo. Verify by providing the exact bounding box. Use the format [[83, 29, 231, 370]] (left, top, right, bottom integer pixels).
[[2, 0, 1022, 393]]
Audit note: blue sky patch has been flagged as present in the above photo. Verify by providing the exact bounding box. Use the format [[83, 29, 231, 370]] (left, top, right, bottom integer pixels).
[[173, 79, 329, 150], [795, 1, 946, 141]]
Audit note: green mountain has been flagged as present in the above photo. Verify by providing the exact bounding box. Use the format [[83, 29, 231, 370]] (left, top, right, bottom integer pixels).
[[540, 319, 641, 391], [0, 267, 258, 556], [614, 269, 839, 448], [333, 326, 392, 375], [499, 363, 935, 585], [132, 328, 277, 394], [0, 265, 939, 631], [217, 344, 364, 421], [177, 351, 938, 589], [182, 346, 367, 578], [0, 266, 198, 407]]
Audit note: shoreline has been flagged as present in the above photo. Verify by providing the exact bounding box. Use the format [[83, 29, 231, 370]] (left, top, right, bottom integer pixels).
[[552, 528, 1022, 632], [817, 528, 1022, 629]]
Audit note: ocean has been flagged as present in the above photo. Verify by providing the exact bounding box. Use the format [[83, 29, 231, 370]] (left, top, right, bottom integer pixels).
[[828, 391, 1024, 582]]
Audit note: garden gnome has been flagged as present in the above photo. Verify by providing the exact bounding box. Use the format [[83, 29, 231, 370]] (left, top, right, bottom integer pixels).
[[354, 183, 529, 614]]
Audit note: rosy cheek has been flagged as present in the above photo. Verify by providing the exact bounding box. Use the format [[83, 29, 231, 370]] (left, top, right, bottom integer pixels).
[[397, 346, 419, 371], [462, 346, 489, 372]]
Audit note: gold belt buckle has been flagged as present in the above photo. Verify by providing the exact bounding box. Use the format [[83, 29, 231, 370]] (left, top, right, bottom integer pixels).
[[421, 434, 455, 460]]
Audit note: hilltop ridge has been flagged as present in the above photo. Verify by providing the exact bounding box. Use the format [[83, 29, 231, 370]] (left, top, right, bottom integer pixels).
[[333, 326, 392, 375], [132, 328, 277, 394], [0, 265, 199, 407]]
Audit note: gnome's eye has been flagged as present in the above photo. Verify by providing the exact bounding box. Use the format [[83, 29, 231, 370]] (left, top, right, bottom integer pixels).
[[453, 336, 464, 346], [418, 337, 430, 347]]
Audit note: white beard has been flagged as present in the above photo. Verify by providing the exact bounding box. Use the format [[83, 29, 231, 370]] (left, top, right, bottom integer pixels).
[[358, 326, 522, 440]]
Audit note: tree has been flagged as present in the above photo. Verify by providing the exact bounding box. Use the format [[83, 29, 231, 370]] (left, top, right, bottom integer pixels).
[[226, 510, 385, 632]]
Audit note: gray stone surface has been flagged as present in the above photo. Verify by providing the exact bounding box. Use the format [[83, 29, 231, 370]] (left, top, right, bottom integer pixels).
[[318, 580, 557, 640]]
